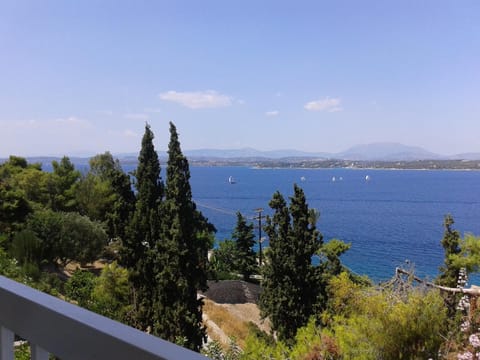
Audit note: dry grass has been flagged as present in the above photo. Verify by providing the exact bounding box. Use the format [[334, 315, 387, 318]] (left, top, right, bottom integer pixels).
[[203, 298, 250, 348]]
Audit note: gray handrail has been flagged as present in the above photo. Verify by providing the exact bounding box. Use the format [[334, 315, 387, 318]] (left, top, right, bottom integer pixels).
[[0, 275, 208, 360]]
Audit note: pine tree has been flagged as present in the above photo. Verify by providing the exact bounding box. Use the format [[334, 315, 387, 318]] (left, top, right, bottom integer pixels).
[[260, 184, 323, 341], [437, 214, 461, 287], [49, 156, 80, 211], [88, 152, 135, 241], [436, 214, 462, 317], [153, 122, 214, 351], [232, 211, 257, 281], [122, 124, 163, 330]]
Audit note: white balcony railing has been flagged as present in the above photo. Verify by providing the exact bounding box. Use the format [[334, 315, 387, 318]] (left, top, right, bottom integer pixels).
[[0, 275, 208, 360]]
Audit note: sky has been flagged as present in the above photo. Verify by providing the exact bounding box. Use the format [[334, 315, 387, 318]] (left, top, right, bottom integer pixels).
[[0, 1, 479, 157]]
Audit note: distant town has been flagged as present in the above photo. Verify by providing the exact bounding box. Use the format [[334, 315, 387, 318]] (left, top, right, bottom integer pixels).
[[188, 158, 480, 170]]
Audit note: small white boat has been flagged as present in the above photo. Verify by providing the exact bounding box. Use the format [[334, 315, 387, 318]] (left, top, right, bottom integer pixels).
[[365, 175, 370, 181], [300, 176, 306, 182], [332, 176, 336, 182], [228, 176, 236, 184]]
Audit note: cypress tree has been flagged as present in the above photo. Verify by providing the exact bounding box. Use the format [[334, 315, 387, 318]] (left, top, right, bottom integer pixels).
[[436, 214, 462, 316], [259, 184, 323, 341], [232, 211, 257, 281], [122, 124, 163, 330], [437, 214, 462, 287], [153, 122, 214, 351]]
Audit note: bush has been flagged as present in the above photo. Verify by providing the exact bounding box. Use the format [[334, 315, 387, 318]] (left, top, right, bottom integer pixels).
[[65, 270, 96, 307]]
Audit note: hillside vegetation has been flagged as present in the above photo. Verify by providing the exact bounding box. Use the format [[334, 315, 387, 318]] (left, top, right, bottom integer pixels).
[[2, 124, 480, 359]]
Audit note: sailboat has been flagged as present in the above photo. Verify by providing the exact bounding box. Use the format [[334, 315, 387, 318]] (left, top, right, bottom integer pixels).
[[228, 176, 236, 184]]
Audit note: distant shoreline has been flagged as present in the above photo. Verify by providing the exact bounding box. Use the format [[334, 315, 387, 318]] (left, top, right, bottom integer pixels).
[[187, 159, 480, 171], [2, 156, 480, 172]]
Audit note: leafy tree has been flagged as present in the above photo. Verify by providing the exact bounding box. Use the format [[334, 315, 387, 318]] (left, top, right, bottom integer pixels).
[[122, 124, 163, 330], [449, 234, 480, 274], [210, 239, 238, 279], [0, 181, 31, 233], [10, 165, 50, 207], [26, 210, 107, 266], [65, 269, 96, 308], [86, 152, 135, 240], [0, 156, 41, 233], [153, 122, 215, 351], [59, 212, 108, 265], [260, 184, 323, 342], [10, 229, 42, 266], [232, 212, 257, 281], [91, 261, 131, 321], [75, 173, 115, 223], [48, 156, 80, 211], [4, 155, 28, 169]]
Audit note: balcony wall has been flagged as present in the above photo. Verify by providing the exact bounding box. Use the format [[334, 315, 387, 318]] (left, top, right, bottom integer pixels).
[[0, 275, 208, 360]]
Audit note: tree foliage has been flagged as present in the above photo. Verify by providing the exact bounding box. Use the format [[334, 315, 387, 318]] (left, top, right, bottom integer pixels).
[[260, 184, 323, 341], [437, 214, 462, 288], [65, 269, 96, 308], [449, 234, 480, 274], [76, 152, 135, 242], [25, 210, 107, 266], [49, 156, 80, 211], [246, 272, 448, 360], [122, 124, 163, 329], [153, 122, 215, 351], [91, 261, 131, 321], [328, 273, 448, 360], [232, 212, 257, 281]]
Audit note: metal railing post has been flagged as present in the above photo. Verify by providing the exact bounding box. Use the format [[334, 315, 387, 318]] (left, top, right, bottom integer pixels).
[[0, 326, 13, 360], [31, 344, 49, 360]]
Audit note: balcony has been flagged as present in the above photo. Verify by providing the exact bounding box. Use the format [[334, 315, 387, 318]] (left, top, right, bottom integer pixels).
[[0, 275, 207, 360]]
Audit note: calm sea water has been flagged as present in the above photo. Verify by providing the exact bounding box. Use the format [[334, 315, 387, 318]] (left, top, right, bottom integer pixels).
[[188, 167, 480, 282]]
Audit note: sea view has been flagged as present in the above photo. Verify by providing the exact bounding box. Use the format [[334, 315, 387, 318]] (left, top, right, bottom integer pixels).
[[186, 166, 480, 282], [3, 2, 480, 356]]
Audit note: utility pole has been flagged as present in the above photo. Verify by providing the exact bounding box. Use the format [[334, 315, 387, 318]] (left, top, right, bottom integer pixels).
[[254, 208, 264, 266]]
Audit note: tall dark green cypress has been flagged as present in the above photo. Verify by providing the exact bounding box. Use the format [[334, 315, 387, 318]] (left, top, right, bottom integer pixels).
[[122, 124, 163, 330], [260, 184, 323, 342], [153, 122, 214, 351], [232, 212, 257, 281]]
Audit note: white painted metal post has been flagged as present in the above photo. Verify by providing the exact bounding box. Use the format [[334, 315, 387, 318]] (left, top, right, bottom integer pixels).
[[0, 326, 13, 360], [30, 344, 49, 360]]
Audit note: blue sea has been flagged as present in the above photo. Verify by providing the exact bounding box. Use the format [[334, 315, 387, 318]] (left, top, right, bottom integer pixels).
[[188, 167, 480, 282]]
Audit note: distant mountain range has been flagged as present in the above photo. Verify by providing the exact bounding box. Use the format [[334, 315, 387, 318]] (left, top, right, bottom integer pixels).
[[3, 143, 480, 164], [183, 143, 480, 161]]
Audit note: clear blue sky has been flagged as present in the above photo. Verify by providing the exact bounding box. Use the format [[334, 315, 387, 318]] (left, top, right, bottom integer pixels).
[[1, 1, 479, 157]]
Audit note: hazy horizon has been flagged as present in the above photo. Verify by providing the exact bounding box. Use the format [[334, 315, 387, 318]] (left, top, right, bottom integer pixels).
[[1, 2, 479, 157]]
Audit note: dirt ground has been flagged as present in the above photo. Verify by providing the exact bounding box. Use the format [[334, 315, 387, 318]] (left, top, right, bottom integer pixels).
[[201, 280, 270, 347], [217, 302, 270, 333]]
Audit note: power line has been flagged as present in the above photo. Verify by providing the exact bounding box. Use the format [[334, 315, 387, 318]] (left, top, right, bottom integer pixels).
[[194, 200, 257, 220], [194, 201, 238, 217]]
